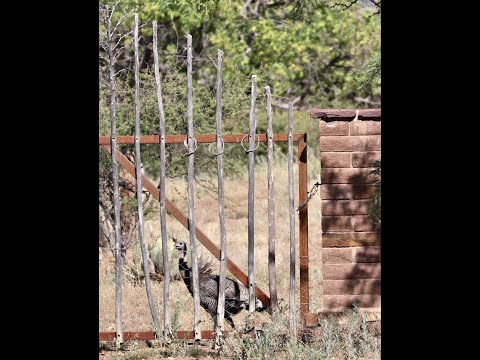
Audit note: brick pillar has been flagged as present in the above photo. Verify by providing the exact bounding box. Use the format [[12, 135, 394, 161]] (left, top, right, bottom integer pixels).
[[319, 118, 381, 311]]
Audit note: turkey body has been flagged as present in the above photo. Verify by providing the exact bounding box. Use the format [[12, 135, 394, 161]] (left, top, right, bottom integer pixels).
[[174, 241, 265, 329]]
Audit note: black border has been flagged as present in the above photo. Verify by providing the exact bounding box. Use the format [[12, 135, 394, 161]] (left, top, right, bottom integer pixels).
[[11, 3, 99, 356]]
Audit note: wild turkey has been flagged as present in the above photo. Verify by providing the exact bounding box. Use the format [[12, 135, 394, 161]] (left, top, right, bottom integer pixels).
[[174, 240, 265, 329]]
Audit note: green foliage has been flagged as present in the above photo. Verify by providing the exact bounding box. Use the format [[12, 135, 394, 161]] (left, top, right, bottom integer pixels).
[[100, 0, 380, 109], [149, 241, 180, 278], [352, 47, 380, 108], [355, 51, 380, 91], [208, 3, 380, 106], [368, 160, 381, 230], [289, 0, 325, 21], [99, 0, 226, 37]]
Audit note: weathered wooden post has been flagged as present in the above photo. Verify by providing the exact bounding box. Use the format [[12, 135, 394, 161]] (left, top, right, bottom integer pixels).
[[133, 14, 162, 342], [288, 102, 296, 335], [213, 49, 227, 349], [106, 5, 124, 347], [247, 75, 257, 326], [152, 20, 172, 341], [186, 34, 202, 342], [265, 86, 278, 315]]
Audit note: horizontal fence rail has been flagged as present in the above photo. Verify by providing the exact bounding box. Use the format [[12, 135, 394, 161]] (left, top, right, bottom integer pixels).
[[99, 134, 304, 145], [99, 331, 245, 341]]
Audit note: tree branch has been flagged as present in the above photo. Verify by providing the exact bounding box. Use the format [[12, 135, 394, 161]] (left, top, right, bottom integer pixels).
[[112, 10, 134, 36], [330, 1, 359, 11], [99, 53, 109, 63], [113, 68, 127, 77], [331, 0, 381, 15], [99, 205, 115, 252], [113, 29, 135, 51], [108, 2, 120, 24]]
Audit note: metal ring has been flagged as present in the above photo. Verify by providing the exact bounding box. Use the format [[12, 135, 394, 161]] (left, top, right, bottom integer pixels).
[[183, 136, 197, 156], [241, 134, 260, 153], [208, 138, 225, 156]]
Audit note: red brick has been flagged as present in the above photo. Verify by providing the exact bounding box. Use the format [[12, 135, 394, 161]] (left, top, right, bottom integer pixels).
[[322, 248, 354, 264], [352, 151, 381, 168], [353, 215, 377, 231], [355, 247, 381, 263], [323, 279, 381, 295], [323, 232, 380, 247], [319, 120, 350, 135], [350, 120, 381, 135], [322, 216, 353, 232], [322, 200, 371, 215], [323, 295, 381, 309], [320, 135, 381, 152], [321, 168, 374, 184], [323, 263, 381, 279], [352, 185, 378, 199], [321, 152, 350, 168], [321, 184, 352, 199]]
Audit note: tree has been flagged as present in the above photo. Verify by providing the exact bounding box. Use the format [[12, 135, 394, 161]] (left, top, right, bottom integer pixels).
[[329, 1, 381, 99], [99, 0, 381, 109]]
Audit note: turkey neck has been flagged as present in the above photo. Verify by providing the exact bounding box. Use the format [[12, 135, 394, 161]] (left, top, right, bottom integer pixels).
[[179, 254, 192, 292]]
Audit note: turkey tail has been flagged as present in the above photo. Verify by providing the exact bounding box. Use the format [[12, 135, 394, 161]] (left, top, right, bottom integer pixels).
[[199, 261, 213, 274]]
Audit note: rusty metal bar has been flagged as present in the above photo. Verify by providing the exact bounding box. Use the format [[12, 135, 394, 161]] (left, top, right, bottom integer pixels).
[[100, 144, 271, 308], [100, 332, 156, 341], [99, 134, 304, 145], [99, 330, 248, 341], [298, 133, 309, 323]]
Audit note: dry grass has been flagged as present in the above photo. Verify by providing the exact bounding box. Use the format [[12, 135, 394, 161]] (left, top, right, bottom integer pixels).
[[98, 309, 380, 360], [100, 151, 323, 333]]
